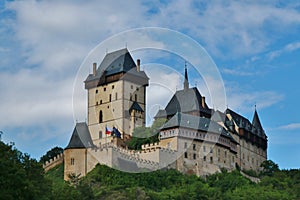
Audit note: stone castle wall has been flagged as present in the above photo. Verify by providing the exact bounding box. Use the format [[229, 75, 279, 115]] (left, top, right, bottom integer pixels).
[[43, 153, 64, 172]]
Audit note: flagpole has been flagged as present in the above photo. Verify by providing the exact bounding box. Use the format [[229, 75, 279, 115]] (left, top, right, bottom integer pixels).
[[105, 125, 107, 149]]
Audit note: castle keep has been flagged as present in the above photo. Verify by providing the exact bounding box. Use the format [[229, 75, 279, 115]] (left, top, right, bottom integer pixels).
[[60, 48, 267, 180]]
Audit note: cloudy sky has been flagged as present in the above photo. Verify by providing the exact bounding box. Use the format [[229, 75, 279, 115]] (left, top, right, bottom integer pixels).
[[1, 0, 300, 169]]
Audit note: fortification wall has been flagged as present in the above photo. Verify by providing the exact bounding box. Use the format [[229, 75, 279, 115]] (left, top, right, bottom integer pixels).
[[43, 153, 64, 172]]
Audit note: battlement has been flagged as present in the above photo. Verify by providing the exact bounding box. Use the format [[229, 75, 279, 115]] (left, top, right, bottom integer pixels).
[[43, 153, 64, 172], [88, 142, 177, 171]]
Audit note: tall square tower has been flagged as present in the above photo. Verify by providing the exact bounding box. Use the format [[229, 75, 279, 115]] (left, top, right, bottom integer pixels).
[[84, 49, 149, 145]]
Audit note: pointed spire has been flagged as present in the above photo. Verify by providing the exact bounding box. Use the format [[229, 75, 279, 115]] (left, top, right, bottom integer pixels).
[[252, 108, 263, 131], [184, 61, 189, 90]]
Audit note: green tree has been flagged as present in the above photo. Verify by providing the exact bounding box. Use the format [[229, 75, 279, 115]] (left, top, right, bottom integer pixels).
[[127, 118, 166, 150], [0, 141, 51, 200], [260, 160, 279, 177], [40, 146, 63, 164]]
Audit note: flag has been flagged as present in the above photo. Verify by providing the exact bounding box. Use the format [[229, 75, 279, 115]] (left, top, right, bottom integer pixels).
[[105, 126, 112, 135], [112, 127, 121, 138]]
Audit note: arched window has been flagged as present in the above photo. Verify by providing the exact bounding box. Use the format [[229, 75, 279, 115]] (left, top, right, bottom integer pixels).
[[99, 110, 103, 123]]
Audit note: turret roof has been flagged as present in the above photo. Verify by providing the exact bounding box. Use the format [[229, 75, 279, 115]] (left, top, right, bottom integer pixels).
[[65, 122, 94, 149]]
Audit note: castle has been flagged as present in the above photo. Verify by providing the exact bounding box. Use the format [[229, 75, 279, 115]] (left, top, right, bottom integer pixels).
[[49, 48, 267, 180]]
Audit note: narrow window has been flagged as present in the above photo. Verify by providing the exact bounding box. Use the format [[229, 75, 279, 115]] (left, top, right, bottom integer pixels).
[[193, 153, 196, 160], [130, 93, 132, 101], [71, 158, 75, 165], [100, 100, 102, 104], [193, 144, 196, 151], [225, 151, 227, 158], [99, 110, 103, 123], [210, 147, 213, 153], [104, 87, 106, 91], [135, 94, 137, 101], [184, 152, 188, 158], [99, 131, 102, 139], [203, 146, 206, 152], [109, 94, 112, 102], [112, 85, 114, 89], [115, 92, 117, 100], [210, 157, 213, 163], [95, 89, 98, 94], [203, 156, 206, 161], [184, 142, 187, 149]]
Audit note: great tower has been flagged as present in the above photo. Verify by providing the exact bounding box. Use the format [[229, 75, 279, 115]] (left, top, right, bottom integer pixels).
[[84, 48, 149, 145]]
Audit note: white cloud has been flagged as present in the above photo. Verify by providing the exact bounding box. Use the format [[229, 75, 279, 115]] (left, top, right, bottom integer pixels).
[[222, 68, 255, 76], [2, 0, 299, 159], [268, 41, 300, 60], [0, 69, 74, 128], [277, 123, 300, 130], [226, 87, 284, 113]]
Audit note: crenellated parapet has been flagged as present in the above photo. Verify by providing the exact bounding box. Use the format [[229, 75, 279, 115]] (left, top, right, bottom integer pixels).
[[43, 153, 64, 172]]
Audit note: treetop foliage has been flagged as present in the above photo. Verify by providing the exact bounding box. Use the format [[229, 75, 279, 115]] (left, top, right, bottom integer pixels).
[[1, 138, 300, 199]]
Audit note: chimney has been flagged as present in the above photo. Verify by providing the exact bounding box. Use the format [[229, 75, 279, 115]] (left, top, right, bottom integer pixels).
[[137, 59, 140, 72], [93, 63, 97, 76], [201, 96, 206, 108]]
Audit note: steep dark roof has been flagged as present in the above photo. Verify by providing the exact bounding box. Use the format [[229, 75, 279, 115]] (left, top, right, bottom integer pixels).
[[211, 110, 227, 123], [85, 48, 149, 86], [129, 101, 144, 112], [161, 112, 235, 141], [155, 87, 211, 118], [252, 109, 263, 131], [65, 122, 94, 149], [225, 108, 266, 138]]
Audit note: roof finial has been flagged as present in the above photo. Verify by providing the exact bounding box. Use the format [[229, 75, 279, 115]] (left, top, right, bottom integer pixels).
[[184, 61, 189, 90]]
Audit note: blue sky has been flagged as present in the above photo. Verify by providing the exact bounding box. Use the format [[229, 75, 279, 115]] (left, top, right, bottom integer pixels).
[[0, 0, 300, 169]]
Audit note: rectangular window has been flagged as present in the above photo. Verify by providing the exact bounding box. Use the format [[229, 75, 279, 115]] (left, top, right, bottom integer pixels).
[[184, 142, 187, 149], [71, 158, 75, 165], [203, 146, 206, 152], [109, 94, 112, 102], [115, 92, 117, 100], [210, 147, 213, 153], [225, 151, 227, 158], [203, 156, 206, 161], [193, 153, 196, 160], [193, 144, 196, 151], [210, 157, 213, 163], [184, 152, 188, 158]]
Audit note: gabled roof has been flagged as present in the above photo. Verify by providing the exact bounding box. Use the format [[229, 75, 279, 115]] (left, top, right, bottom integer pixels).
[[155, 87, 211, 118], [161, 112, 235, 141], [85, 48, 149, 86], [65, 122, 94, 149], [129, 101, 144, 112], [99, 48, 136, 76]]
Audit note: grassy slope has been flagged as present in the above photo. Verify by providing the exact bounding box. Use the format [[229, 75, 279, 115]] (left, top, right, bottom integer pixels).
[[45, 163, 299, 200]]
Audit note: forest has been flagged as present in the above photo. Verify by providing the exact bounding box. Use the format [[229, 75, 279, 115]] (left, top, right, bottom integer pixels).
[[1, 140, 300, 200]]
